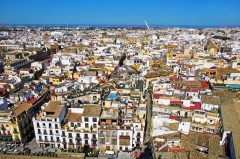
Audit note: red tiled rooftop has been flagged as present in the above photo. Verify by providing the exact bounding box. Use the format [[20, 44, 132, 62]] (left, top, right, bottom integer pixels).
[[183, 102, 201, 110], [27, 98, 39, 104], [169, 77, 179, 81], [169, 115, 180, 121], [153, 93, 163, 99], [201, 81, 209, 89], [169, 147, 187, 152], [170, 101, 182, 105], [174, 86, 181, 90]]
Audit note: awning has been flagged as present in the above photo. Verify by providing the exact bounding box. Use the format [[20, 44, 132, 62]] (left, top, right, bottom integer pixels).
[[2, 136, 7, 140], [7, 136, 12, 141], [0, 136, 2, 140]]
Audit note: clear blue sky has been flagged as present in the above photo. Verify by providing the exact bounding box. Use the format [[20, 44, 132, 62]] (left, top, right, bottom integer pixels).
[[0, 0, 240, 26]]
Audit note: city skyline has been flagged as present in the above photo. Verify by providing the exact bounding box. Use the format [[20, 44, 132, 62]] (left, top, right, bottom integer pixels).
[[0, 0, 240, 26]]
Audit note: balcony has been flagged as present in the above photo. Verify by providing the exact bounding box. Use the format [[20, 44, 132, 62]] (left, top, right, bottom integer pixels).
[[37, 132, 41, 135], [50, 139, 55, 142], [44, 139, 49, 142], [91, 137, 97, 141], [136, 135, 141, 138], [92, 143, 97, 147], [136, 141, 141, 144], [43, 132, 47, 135], [76, 141, 82, 145], [38, 138, 43, 142], [62, 140, 67, 144], [56, 140, 61, 143], [55, 133, 60, 136], [61, 134, 66, 137], [76, 136, 81, 140], [68, 135, 73, 138]]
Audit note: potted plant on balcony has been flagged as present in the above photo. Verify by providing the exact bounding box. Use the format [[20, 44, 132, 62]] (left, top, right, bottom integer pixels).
[[67, 147, 72, 152], [90, 125, 93, 132]]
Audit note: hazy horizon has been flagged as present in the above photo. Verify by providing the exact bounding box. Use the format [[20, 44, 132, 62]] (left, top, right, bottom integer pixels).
[[0, 0, 240, 26]]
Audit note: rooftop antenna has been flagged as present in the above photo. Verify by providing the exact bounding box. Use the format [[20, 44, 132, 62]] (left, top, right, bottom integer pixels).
[[144, 20, 149, 29]]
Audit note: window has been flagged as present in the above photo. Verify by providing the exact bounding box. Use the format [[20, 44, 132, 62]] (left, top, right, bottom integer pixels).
[[37, 123, 40, 128], [84, 117, 88, 122], [43, 123, 46, 127], [85, 123, 89, 128], [93, 118, 97, 122], [85, 140, 88, 144], [93, 124, 97, 128], [56, 130, 58, 134], [49, 123, 52, 128], [69, 133, 72, 138], [55, 124, 58, 129], [92, 134, 96, 138], [13, 128, 18, 133], [84, 134, 88, 138], [71, 123, 74, 127], [77, 123, 81, 127], [38, 129, 41, 134], [92, 140, 97, 145]]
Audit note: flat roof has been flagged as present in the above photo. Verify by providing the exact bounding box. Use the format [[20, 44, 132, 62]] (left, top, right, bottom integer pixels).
[[201, 95, 220, 105], [82, 104, 101, 117], [44, 101, 64, 118], [67, 111, 82, 122], [13, 103, 32, 116], [219, 92, 240, 158]]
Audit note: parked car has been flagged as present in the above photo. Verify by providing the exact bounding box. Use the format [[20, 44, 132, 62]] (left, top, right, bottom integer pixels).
[[7, 149, 21, 155]]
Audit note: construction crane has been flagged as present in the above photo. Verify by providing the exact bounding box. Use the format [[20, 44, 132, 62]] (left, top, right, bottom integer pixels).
[[144, 20, 149, 29]]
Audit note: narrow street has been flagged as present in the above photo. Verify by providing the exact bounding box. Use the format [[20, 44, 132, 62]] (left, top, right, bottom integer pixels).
[[142, 92, 153, 159]]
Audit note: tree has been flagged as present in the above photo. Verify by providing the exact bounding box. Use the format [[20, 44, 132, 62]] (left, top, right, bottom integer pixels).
[[67, 147, 72, 152], [14, 135, 20, 141], [79, 147, 84, 153]]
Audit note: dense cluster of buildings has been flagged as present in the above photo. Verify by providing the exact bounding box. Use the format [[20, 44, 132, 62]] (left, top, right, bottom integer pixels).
[[0, 26, 239, 158]]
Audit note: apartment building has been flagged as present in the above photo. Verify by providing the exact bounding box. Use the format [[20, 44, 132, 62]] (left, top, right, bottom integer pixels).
[[33, 101, 66, 148], [33, 103, 101, 150]]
